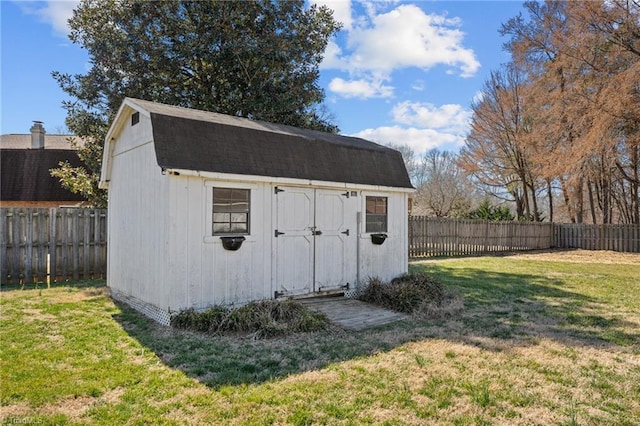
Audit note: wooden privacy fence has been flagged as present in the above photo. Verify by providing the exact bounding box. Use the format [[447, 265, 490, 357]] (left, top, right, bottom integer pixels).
[[409, 217, 555, 258], [1, 208, 107, 284], [555, 223, 640, 252], [409, 217, 640, 257]]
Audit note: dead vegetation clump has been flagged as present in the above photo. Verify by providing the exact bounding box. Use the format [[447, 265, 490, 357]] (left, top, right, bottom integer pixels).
[[358, 273, 463, 318], [170, 299, 330, 338]]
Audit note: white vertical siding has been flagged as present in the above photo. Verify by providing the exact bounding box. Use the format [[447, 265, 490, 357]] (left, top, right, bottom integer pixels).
[[357, 191, 408, 284], [107, 113, 174, 311], [170, 179, 274, 310]]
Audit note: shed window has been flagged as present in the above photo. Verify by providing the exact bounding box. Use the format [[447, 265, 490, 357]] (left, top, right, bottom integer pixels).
[[212, 188, 250, 235], [366, 196, 387, 233]]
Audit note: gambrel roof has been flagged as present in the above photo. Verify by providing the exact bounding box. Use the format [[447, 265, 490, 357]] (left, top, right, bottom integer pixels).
[[104, 98, 413, 189]]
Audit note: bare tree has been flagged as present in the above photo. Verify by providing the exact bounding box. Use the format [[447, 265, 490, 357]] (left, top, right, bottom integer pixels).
[[414, 149, 472, 217], [500, 0, 640, 223], [459, 66, 543, 220]]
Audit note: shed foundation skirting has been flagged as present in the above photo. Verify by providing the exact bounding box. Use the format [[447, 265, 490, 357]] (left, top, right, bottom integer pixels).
[[110, 289, 172, 326], [344, 286, 365, 299]]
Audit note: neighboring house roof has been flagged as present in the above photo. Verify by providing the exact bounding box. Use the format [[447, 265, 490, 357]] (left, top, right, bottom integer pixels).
[[107, 98, 413, 189], [0, 130, 86, 203], [0, 149, 85, 202], [0, 134, 83, 150]]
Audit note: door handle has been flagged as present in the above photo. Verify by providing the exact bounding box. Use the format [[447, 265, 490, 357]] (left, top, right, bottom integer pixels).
[[312, 229, 322, 236]]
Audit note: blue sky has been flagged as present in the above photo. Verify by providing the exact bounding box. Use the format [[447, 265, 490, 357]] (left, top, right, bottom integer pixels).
[[1, 1, 525, 154]]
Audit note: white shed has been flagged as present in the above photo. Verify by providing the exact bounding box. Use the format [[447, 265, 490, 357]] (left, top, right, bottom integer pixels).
[[100, 98, 414, 325]]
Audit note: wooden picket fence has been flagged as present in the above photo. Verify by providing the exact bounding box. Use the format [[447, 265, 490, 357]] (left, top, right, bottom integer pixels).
[[409, 217, 554, 258], [1, 208, 107, 284], [555, 223, 640, 252], [409, 216, 640, 258]]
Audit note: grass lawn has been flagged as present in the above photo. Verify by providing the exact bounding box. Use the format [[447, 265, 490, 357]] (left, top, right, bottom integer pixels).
[[1, 250, 639, 425]]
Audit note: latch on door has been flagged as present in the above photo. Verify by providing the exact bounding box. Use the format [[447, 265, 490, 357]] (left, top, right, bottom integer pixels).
[[309, 226, 322, 236]]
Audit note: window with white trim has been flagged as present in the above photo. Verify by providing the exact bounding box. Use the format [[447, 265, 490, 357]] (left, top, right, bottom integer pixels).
[[365, 196, 387, 233], [212, 188, 250, 235]]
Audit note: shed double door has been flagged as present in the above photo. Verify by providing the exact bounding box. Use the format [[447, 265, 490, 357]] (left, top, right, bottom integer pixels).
[[274, 186, 357, 296]]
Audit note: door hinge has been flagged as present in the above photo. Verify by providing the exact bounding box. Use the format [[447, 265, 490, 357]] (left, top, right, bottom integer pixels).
[[341, 191, 350, 198], [274, 186, 284, 194], [341, 229, 349, 236], [274, 230, 285, 237]]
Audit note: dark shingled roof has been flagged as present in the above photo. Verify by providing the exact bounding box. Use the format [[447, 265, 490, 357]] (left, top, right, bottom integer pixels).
[[0, 149, 86, 202], [128, 99, 413, 189]]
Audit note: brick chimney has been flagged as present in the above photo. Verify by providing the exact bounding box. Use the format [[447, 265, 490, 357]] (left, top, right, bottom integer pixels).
[[30, 121, 45, 149]]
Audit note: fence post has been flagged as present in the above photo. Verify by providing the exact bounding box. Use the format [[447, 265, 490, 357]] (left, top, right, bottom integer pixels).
[[0, 209, 7, 284], [49, 208, 57, 283]]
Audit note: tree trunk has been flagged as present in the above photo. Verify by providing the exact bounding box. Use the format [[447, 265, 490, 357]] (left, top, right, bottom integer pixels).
[[560, 178, 576, 223], [587, 180, 597, 224], [575, 177, 584, 224], [547, 179, 554, 222]]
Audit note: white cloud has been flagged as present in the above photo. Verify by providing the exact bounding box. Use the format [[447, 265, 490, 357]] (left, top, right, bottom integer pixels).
[[328, 77, 393, 99], [391, 101, 471, 133], [350, 100, 472, 153], [321, 40, 346, 70], [351, 126, 464, 153], [16, 0, 79, 37], [327, 4, 479, 76]]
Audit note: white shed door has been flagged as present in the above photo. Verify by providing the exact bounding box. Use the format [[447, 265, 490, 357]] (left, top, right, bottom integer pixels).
[[275, 186, 356, 297]]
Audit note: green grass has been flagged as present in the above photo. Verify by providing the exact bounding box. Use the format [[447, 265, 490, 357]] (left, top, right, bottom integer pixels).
[[1, 251, 639, 424]]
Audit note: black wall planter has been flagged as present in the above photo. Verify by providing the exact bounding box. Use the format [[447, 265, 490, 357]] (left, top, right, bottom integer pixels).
[[371, 233, 388, 245], [220, 236, 246, 251]]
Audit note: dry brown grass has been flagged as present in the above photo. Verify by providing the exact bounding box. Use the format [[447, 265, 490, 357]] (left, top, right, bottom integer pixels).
[[504, 248, 640, 264]]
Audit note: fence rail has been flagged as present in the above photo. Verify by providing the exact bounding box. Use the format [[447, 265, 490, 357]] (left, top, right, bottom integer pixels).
[[1, 208, 107, 284]]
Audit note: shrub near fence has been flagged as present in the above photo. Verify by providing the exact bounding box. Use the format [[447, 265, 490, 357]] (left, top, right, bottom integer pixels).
[[0, 208, 107, 284]]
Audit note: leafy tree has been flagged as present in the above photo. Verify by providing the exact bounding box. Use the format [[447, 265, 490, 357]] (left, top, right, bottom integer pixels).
[[52, 0, 341, 207]]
